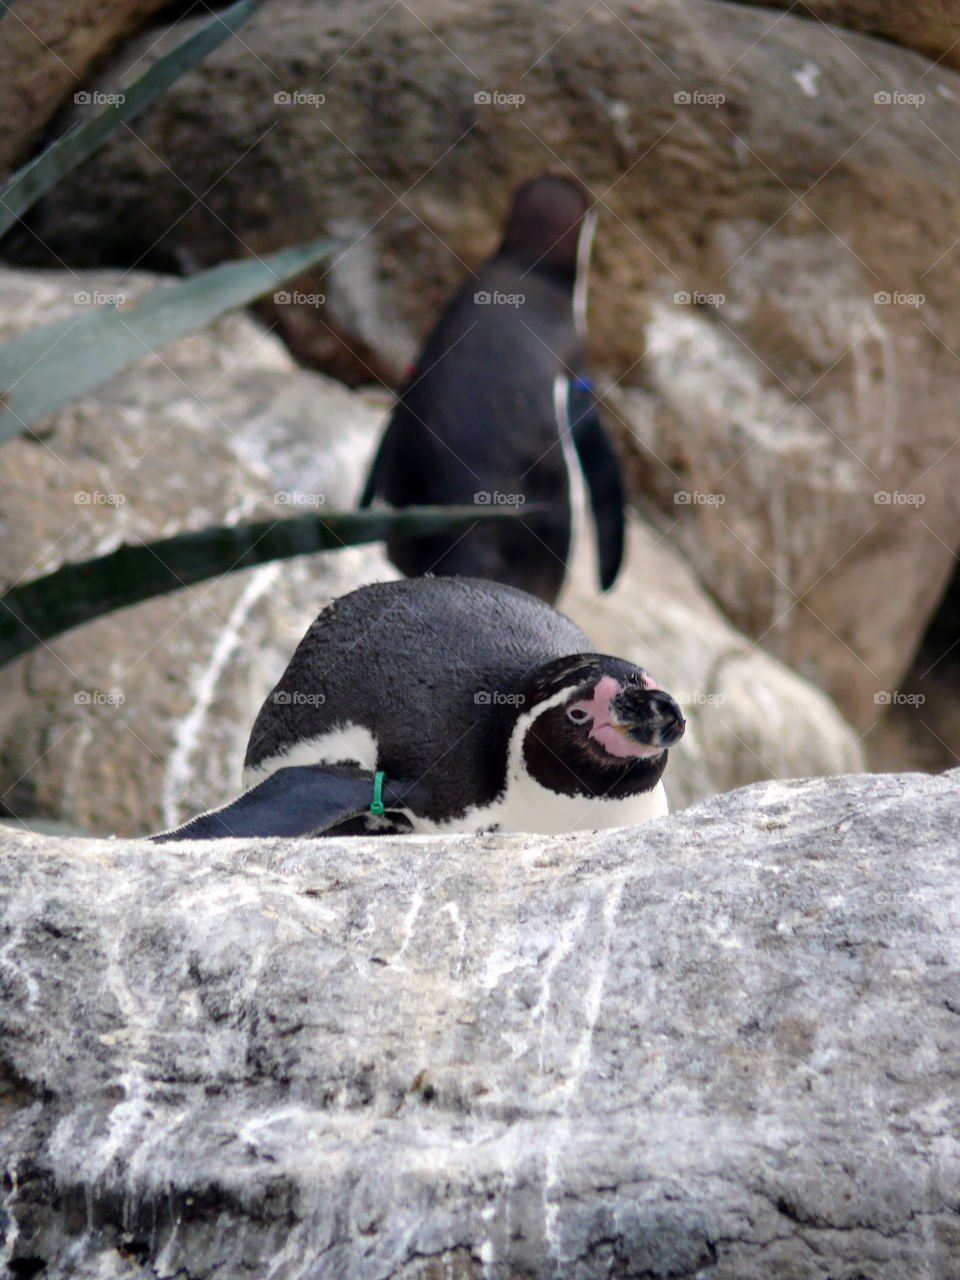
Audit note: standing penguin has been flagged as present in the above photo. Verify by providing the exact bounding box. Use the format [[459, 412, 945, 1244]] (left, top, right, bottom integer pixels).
[[155, 578, 684, 840], [359, 175, 625, 604]]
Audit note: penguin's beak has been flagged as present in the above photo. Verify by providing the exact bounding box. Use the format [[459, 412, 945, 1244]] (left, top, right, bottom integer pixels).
[[609, 687, 685, 750]]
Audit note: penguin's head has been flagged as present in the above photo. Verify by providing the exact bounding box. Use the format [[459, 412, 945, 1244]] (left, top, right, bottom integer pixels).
[[500, 175, 592, 277], [515, 655, 685, 799]]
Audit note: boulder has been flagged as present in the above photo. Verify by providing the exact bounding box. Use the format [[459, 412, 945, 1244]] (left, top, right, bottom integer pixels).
[[0, 266, 399, 836], [2, 768, 959, 1277], [0, 266, 865, 834], [718, 0, 960, 72], [13, 0, 960, 737], [0, 0, 173, 175]]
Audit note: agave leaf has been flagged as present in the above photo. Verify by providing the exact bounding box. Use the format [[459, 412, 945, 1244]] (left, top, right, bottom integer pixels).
[[0, 0, 268, 237], [0, 236, 344, 445], [0, 505, 532, 666]]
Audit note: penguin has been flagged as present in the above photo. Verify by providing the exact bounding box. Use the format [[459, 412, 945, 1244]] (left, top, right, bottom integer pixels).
[[359, 175, 626, 605], [154, 577, 684, 840]]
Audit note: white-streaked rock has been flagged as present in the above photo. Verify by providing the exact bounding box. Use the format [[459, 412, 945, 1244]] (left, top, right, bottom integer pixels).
[[1, 769, 958, 1277]]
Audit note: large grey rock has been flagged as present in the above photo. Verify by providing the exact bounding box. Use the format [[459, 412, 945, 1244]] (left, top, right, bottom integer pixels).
[[0, 0, 172, 175], [1, 769, 959, 1277], [0, 267, 865, 836], [718, 0, 960, 71], [0, 266, 400, 836]]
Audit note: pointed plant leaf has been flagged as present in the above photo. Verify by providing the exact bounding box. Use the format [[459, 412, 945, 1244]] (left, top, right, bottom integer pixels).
[[0, 505, 534, 667], [0, 236, 345, 444], [0, 0, 268, 237]]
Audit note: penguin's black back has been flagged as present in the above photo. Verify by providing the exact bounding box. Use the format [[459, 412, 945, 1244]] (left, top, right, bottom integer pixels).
[[244, 578, 594, 821], [364, 259, 582, 603]]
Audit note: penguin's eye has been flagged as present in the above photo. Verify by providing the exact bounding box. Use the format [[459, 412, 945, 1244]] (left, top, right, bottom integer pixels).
[[566, 705, 591, 725]]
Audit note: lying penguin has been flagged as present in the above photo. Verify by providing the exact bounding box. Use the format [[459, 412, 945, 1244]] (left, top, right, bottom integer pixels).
[[359, 174, 625, 604], [155, 578, 684, 840]]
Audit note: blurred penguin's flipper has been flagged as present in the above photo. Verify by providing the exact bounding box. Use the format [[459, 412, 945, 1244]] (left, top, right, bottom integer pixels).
[[359, 434, 388, 507], [568, 380, 626, 591], [151, 764, 408, 840]]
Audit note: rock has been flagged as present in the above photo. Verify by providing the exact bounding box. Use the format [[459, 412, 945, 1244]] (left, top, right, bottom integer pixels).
[[718, 0, 960, 72], [13, 0, 960, 739], [0, 265, 866, 834], [0, 0, 172, 175], [2, 768, 959, 1277], [0, 266, 399, 836]]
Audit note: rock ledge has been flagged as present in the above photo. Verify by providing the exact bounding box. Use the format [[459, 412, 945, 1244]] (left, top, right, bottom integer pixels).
[[2, 769, 959, 1278]]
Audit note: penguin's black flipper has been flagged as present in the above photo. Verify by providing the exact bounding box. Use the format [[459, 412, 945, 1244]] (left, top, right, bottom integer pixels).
[[359, 433, 388, 507], [568, 379, 626, 591], [151, 764, 409, 841]]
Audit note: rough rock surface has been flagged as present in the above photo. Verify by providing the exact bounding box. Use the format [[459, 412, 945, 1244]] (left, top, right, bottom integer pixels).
[[0, 266, 399, 836], [1, 769, 959, 1278], [0, 0, 173, 174], [0, 267, 865, 834], [722, 0, 960, 71], [14, 0, 960, 738]]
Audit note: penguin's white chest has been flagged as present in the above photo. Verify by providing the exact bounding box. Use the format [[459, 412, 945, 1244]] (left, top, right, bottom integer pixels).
[[412, 773, 668, 836]]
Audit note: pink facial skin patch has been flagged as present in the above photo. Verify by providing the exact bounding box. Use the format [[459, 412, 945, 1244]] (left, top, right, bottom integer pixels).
[[567, 676, 665, 760]]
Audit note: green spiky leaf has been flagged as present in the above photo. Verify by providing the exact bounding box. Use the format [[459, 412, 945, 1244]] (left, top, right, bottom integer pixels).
[[0, 505, 532, 666], [0, 236, 344, 444]]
